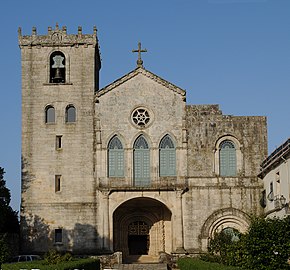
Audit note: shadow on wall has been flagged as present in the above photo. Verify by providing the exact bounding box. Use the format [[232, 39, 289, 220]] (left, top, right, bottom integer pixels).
[[20, 213, 51, 254], [71, 223, 99, 255], [20, 214, 108, 255]]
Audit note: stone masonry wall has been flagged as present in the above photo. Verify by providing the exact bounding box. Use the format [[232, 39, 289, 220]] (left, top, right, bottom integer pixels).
[[19, 26, 100, 253], [182, 104, 268, 252], [186, 104, 267, 177]]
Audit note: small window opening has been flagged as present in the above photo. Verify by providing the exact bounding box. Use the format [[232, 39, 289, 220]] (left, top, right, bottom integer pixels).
[[66, 105, 76, 123], [56, 136, 62, 150], [45, 106, 55, 123], [55, 175, 61, 192], [267, 182, 274, 201], [276, 171, 281, 195], [260, 190, 266, 208], [54, 228, 63, 243]]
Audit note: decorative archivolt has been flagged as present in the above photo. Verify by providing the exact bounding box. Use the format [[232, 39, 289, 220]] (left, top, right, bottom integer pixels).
[[200, 208, 250, 240]]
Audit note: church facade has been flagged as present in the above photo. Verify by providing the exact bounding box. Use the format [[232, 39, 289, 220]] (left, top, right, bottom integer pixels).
[[19, 25, 268, 258]]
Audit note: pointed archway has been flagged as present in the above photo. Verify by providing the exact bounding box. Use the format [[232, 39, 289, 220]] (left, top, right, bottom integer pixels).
[[113, 197, 172, 260]]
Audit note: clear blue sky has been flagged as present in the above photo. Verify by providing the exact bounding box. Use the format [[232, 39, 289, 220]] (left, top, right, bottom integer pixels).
[[1, 0, 290, 211]]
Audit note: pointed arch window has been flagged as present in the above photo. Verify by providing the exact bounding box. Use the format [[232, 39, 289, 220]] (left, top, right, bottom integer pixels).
[[65, 105, 76, 123], [45, 105, 55, 123], [108, 136, 124, 177], [159, 135, 176, 176], [219, 140, 237, 176], [134, 135, 150, 186], [50, 51, 66, 83]]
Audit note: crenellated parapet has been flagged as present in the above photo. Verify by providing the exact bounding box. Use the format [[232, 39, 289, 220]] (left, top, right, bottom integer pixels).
[[18, 23, 99, 48]]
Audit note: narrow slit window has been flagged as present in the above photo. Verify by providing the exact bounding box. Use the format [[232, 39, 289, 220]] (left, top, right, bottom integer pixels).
[[56, 136, 62, 150], [267, 182, 274, 201], [276, 171, 281, 195], [55, 175, 61, 192], [54, 228, 63, 243]]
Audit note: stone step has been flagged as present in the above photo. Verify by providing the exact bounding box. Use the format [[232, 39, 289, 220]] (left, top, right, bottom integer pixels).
[[112, 263, 168, 270]]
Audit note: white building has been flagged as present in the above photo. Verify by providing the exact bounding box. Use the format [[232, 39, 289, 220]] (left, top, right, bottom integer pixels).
[[259, 138, 290, 218]]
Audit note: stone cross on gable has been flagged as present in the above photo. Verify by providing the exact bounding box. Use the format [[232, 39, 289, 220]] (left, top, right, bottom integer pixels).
[[132, 42, 147, 67]]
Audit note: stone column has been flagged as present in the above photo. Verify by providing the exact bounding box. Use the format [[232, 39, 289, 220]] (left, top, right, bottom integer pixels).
[[174, 190, 186, 253], [102, 190, 111, 253]]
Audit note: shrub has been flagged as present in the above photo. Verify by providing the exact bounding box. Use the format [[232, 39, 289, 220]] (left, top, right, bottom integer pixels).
[[207, 227, 243, 266], [1, 257, 100, 270], [44, 249, 72, 264], [241, 216, 290, 270], [203, 216, 290, 270]]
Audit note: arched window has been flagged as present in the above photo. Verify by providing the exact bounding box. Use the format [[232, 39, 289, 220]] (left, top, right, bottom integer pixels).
[[50, 51, 65, 83], [219, 140, 237, 176], [65, 105, 76, 123], [159, 135, 176, 176], [221, 227, 240, 242], [134, 135, 150, 187], [45, 106, 55, 123], [108, 136, 124, 177]]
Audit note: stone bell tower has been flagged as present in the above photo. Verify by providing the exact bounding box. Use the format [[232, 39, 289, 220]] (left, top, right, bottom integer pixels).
[[19, 24, 101, 253]]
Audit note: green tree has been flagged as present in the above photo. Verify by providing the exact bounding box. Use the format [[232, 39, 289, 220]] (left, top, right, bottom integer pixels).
[[0, 167, 11, 206], [205, 216, 290, 270], [0, 167, 19, 233], [0, 167, 19, 267], [242, 216, 290, 270], [0, 235, 10, 268]]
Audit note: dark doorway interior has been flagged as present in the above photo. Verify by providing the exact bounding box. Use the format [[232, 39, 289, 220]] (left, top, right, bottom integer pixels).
[[128, 235, 149, 255]]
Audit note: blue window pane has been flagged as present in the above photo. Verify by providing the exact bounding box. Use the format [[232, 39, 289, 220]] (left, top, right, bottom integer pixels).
[[66, 106, 76, 122], [108, 136, 124, 177], [160, 135, 176, 176], [219, 140, 237, 176], [134, 136, 150, 186], [46, 106, 55, 123]]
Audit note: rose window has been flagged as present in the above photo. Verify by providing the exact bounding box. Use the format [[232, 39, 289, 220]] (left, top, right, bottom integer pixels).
[[132, 108, 150, 127]]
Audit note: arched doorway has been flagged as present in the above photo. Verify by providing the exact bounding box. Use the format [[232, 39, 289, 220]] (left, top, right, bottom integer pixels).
[[113, 197, 172, 259]]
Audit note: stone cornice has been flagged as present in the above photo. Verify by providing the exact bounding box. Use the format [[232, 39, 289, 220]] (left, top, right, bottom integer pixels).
[[96, 67, 186, 98], [18, 25, 99, 48]]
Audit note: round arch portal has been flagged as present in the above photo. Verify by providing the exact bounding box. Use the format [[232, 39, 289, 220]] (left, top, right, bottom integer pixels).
[[200, 208, 250, 251], [113, 197, 172, 259]]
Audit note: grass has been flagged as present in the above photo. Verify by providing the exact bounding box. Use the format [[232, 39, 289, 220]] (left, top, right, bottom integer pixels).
[[177, 258, 244, 270]]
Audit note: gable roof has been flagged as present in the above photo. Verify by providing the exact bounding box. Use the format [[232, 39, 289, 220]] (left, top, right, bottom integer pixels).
[[96, 66, 186, 98]]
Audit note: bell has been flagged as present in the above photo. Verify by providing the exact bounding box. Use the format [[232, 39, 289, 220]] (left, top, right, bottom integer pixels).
[[53, 67, 64, 83]]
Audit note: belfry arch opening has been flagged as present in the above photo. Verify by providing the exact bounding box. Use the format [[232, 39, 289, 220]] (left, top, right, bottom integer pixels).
[[113, 197, 172, 259]]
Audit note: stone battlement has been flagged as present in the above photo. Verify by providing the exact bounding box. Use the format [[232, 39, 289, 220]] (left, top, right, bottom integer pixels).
[[18, 23, 99, 47]]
